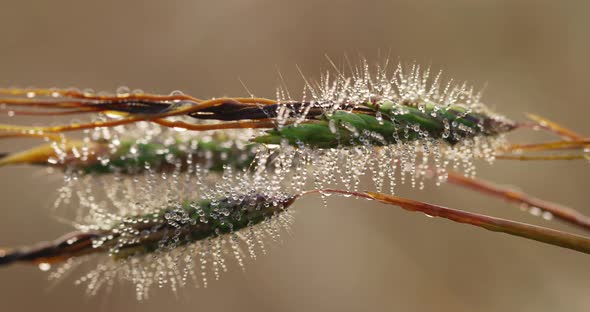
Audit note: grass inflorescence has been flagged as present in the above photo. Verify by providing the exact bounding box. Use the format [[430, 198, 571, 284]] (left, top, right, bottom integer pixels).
[[0, 59, 588, 300]]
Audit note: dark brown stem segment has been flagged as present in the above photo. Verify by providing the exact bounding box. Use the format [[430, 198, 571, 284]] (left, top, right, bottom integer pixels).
[[0, 231, 104, 266], [446, 172, 590, 232], [316, 189, 590, 255]]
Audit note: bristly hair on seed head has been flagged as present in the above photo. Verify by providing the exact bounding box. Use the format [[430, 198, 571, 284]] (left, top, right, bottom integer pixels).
[[45, 171, 296, 300], [251, 59, 515, 194], [18, 124, 262, 216], [265, 59, 515, 143]]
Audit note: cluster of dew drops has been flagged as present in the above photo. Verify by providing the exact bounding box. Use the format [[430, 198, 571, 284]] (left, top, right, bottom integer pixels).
[[1, 62, 525, 298], [266, 61, 506, 196]]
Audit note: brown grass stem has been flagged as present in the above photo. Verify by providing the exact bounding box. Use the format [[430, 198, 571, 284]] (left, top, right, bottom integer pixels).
[[446, 172, 590, 232]]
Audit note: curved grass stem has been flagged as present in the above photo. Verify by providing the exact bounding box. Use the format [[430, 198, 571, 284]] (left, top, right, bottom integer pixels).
[[318, 190, 590, 255], [153, 118, 278, 131], [446, 172, 590, 232], [0, 97, 278, 135]]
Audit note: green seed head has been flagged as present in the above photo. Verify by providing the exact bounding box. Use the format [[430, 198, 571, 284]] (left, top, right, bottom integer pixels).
[[253, 103, 514, 148], [99, 193, 296, 259]]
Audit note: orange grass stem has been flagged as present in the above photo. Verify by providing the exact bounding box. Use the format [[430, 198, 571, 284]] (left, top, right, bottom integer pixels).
[[446, 172, 590, 232], [505, 140, 590, 152], [315, 189, 590, 255], [526, 113, 586, 141], [495, 154, 587, 161]]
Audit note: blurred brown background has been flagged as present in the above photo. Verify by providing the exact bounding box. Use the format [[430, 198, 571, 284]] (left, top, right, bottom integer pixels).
[[0, 0, 589, 311]]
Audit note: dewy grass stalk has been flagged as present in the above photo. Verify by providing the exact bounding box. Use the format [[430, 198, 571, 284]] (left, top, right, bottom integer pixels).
[[1, 171, 298, 299], [252, 100, 514, 148], [0, 136, 257, 174], [0, 59, 588, 300], [0, 193, 296, 265], [2, 188, 590, 300]]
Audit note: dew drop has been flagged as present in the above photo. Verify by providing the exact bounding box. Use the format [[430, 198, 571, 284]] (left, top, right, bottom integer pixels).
[[47, 157, 58, 165], [116, 86, 130, 96], [38, 262, 51, 271], [328, 119, 337, 133], [529, 206, 542, 217], [542, 211, 553, 221]]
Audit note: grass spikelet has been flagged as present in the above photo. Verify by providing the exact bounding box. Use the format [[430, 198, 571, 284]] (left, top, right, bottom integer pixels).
[[0, 124, 262, 215], [1, 173, 296, 300], [0, 131, 257, 174], [248, 61, 515, 193]]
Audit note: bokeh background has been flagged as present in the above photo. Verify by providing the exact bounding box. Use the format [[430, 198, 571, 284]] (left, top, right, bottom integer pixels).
[[0, 0, 589, 311]]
